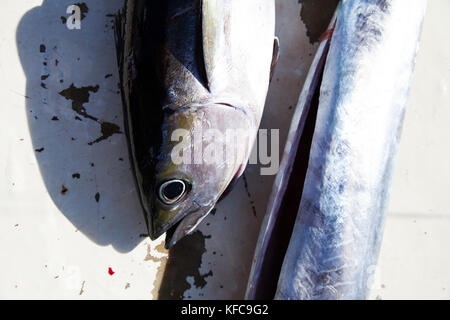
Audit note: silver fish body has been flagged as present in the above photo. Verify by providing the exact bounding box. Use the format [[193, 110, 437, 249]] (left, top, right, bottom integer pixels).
[[247, 0, 426, 300], [115, 0, 276, 247]]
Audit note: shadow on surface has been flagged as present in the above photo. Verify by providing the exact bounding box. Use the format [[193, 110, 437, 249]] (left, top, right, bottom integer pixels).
[[16, 0, 147, 253]]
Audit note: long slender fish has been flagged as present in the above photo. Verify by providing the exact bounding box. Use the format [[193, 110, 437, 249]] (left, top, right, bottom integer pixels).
[[115, 0, 277, 248], [247, 0, 426, 300]]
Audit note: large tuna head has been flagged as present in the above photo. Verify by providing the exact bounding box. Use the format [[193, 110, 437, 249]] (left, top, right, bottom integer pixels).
[[148, 104, 255, 248], [116, 0, 275, 249]]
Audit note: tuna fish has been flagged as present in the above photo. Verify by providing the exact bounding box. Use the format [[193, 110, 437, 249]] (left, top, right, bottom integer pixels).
[[115, 0, 277, 248], [246, 0, 427, 300]]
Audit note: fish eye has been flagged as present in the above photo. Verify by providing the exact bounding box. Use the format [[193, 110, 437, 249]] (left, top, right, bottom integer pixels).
[[158, 179, 187, 205]]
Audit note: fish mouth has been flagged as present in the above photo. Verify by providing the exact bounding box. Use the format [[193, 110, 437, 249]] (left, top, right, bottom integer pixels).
[[164, 203, 215, 249]]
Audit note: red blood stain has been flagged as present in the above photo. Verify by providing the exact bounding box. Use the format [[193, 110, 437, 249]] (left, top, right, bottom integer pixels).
[[108, 267, 115, 276]]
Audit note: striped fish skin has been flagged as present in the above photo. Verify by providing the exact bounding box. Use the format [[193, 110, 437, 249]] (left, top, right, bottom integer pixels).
[[275, 0, 427, 300], [115, 0, 276, 247]]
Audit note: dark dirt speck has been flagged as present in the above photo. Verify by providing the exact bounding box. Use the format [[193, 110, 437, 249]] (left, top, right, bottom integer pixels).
[[299, 0, 340, 43], [61, 185, 68, 195], [59, 83, 100, 121], [242, 174, 257, 217], [88, 122, 122, 146], [75, 3, 89, 20]]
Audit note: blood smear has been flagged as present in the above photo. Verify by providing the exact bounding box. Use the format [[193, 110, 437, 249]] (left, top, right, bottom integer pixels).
[[108, 267, 115, 276]]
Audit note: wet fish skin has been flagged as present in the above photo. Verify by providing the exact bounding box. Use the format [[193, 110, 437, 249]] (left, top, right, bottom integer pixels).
[[246, 11, 336, 300], [115, 0, 276, 247], [275, 0, 427, 300]]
